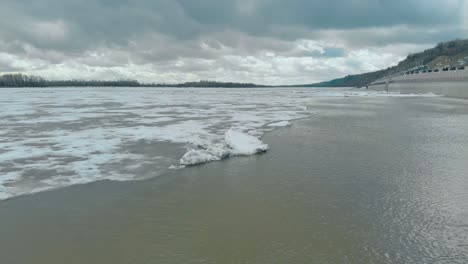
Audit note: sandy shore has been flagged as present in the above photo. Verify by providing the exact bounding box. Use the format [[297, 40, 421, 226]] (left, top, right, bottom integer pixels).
[[1, 96, 468, 263]]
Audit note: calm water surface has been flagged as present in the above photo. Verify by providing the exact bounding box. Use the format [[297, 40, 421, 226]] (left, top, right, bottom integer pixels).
[[0, 93, 467, 263]]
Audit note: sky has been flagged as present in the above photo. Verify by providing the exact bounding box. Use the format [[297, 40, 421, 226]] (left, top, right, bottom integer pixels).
[[0, 0, 467, 85]]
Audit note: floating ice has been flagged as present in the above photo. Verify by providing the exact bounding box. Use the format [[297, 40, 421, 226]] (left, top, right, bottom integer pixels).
[[0, 87, 311, 200], [268, 121, 291, 127], [179, 128, 268, 166], [1, 87, 435, 200], [225, 128, 269, 155], [180, 143, 230, 166]]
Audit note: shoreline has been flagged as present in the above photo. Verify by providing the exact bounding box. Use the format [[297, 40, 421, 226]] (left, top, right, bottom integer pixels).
[[369, 69, 468, 99]]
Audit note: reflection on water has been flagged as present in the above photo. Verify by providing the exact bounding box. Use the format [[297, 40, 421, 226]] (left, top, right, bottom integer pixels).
[[0, 95, 467, 263]]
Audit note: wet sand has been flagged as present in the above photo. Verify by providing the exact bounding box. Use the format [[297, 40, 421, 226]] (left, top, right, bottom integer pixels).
[[1, 96, 468, 263]]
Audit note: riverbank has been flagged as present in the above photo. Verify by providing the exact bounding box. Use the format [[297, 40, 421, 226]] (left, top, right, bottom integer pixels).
[[1, 95, 467, 263], [368, 69, 468, 99]]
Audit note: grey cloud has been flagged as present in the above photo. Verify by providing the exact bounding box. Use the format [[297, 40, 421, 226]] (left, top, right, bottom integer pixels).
[[1, 0, 463, 50], [178, 0, 463, 36], [0, 0, 466, 84], [326, 26, 466, 49], [293, 48, 347, 58], [0, 58, 21, 72]]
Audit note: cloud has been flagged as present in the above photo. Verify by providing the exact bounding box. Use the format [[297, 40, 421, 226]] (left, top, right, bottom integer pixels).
[[29, 20, 68, 43], [0, 0, 465, 84]]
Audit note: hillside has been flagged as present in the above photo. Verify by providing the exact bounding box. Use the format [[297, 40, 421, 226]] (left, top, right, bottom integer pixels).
[[303, 39, 468, 87]]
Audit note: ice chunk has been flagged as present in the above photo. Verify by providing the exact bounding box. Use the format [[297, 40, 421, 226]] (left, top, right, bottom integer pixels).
[[225, 128, 269, 155], [180, 149, 217, 166], [179, 129, 268, 166], [268, 121, 291, 127], [180, 144, 230, 166]]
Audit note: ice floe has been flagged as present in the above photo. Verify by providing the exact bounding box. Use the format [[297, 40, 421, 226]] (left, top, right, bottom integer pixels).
[[0, 87, 440, 200], [0, 87, 311, 200], [225, 128, 269, 155], [268, 121, 291, 127], [179, 128, 268, 166]]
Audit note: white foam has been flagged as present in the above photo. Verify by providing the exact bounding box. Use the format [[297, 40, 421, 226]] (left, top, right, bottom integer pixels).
[[0, 171, 22, 200], [342, 91, 441, 98], [0, 87, 312, 200], [310, 89, 441, 98], [3, 87, 435, 200], [8, 88, 416, 199]]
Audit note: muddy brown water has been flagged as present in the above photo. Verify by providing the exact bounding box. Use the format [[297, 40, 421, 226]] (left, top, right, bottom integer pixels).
[[1, 95, 468, 263]]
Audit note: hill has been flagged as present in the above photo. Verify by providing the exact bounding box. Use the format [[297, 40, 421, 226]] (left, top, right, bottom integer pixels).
[[302, 39, 468, 88]]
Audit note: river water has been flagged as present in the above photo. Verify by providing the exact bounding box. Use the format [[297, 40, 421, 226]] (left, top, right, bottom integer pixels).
[[0, 88, 467, 263]]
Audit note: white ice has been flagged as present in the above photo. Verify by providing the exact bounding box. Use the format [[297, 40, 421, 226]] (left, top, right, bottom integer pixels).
[[0, 87, 437, 200], [179, 128, 269, 166], [268, 121, 291, 127], [0, 87, 313, 200], [225, 128, 269, 155]]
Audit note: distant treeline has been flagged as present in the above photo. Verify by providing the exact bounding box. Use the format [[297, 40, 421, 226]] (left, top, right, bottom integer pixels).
[[0, 74, 267, 88], [0, 74, 48, 87], [162, 80, 267, 88]]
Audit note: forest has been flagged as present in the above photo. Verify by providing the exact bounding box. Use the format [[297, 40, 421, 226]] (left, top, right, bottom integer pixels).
[[0, 74, 264, 88]]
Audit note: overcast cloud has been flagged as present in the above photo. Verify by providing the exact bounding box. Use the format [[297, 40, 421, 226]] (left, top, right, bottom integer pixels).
[[0, 0, 467, 84]]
